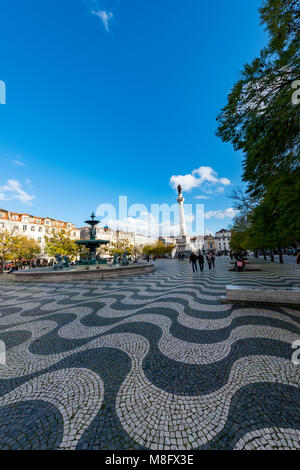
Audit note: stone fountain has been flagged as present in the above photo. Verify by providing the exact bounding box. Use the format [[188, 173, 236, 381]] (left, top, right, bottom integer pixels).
[[13, 211, 155, 282], [75, 212, 109, 266]]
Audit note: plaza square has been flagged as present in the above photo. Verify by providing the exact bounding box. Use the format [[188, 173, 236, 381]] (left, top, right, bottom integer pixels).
[[1, 0, 299, 455], [0, 257, 299, 450]]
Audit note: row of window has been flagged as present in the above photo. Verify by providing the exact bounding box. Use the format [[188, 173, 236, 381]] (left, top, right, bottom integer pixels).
[[0, 213, 73, 228], [22, 225, 44, 232], [0, 222, 77, 239]]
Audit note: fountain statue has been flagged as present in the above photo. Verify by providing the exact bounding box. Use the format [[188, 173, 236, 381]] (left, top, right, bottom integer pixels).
[[120, 251, 129, 266], [53, 254, 65, 270], [75, 212, 110, 265]]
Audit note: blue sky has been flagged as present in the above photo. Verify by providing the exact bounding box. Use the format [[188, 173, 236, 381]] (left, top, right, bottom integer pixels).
[[0, 0, 267, 236]]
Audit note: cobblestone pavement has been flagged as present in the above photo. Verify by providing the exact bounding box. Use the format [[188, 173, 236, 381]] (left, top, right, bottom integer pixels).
[[0, 257, 299, 450]]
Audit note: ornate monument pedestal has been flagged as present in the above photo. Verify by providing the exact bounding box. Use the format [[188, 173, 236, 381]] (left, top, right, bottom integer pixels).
[[176, 235, 193, 257]]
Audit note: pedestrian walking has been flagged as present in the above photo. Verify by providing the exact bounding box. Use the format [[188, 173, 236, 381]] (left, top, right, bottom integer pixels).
[[211, 254, 215, 268], [206, 254, 212, 270], [190, 252, 198, 272], [198, 253, 204, 271]]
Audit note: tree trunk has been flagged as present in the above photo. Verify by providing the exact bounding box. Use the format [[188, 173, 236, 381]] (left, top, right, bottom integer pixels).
[[262, 249, 267, 261], [270, 251, 274, 262], [278, 246, 284, 264], [0, 257, 3, 274]]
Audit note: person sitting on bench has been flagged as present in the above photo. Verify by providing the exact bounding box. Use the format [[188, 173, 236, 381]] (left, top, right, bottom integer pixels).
[[235, 258, 245, 272]]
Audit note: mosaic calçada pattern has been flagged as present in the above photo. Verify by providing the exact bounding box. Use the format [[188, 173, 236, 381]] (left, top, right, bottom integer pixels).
[[0, 258, 299, 450]]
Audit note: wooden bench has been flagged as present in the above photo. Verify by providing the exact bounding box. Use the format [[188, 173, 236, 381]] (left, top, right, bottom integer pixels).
[[221, 285, 300, 306]]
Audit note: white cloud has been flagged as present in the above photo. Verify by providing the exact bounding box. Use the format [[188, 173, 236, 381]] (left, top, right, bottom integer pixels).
[[204, 208, 237, 220], [99, 208, 202, 238], [195, 195, 210, 200], [12, 155, 25, 167], [91, 9, 114, 31], [110, 217, 180, 238], [0, 179, 35, 205], [96, 204, 236, 238], [12, 160, 25, 167], [170, 174, 199, 192], [219, 177, 231, 186], [170, 166, 231, 193], [101, 210, 181, 238]]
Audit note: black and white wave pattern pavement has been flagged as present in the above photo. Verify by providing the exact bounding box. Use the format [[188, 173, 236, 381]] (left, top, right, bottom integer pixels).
[[0, 258, 299, 450]]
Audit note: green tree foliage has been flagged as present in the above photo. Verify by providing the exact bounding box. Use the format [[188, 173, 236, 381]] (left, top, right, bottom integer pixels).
[[0, 230, 41, 273], [229, 169, 300, 258], [143, 241, 176, 257], [164, 244, 176, 255], [44, 229, 80, 257], [217, 0, 300, 257], [249, 168, 300, 248], [11, 236, 41, 261], [217, 0, 299, 197], [108, 238, 134, 256], [229, 214, 251, 252], [0, 230, 17, 274]]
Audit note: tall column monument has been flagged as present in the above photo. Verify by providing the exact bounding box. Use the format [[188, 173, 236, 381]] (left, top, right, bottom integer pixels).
[[177, 184, 187, 237], [176, 185, 193, 256]]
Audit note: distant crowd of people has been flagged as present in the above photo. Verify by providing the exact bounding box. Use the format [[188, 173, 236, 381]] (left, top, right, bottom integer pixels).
[[187, 250, 249, 273], [189, 252, 216, 272], [1, 259, 55, 274]]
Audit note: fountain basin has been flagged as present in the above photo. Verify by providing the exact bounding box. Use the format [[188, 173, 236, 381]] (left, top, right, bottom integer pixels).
[[13, 263, 155, 282], [75, 264, 111, 270]]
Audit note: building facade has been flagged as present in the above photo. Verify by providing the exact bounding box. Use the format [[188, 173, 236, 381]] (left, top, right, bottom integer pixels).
[[0, 209, 80, 256], [189, 232, 232, 254], [204, 235, 217, 252], [190, 235, 204, 252], [157, 236, 176, 246], [215, 229, 231, 252]]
